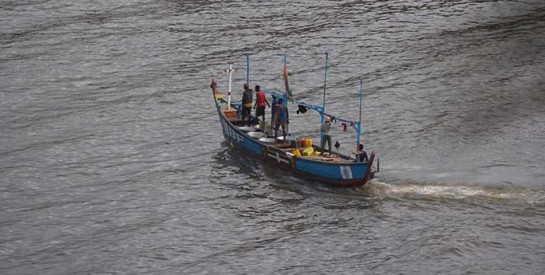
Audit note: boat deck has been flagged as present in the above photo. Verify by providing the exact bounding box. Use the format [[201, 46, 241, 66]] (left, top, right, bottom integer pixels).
[[220, 104, 364, 164], [272, 145, 356, 163]]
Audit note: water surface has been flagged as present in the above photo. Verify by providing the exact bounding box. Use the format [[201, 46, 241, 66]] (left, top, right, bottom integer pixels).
[[1, 0, 545, 274]]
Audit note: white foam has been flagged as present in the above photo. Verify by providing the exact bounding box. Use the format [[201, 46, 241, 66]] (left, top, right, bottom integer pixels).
[[364, 180, 544, 203]]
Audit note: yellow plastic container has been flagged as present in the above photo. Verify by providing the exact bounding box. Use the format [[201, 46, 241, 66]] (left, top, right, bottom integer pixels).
[[293, 149, 301, 157], [302, 147, 314, 156], [302, 138, 313, 148]]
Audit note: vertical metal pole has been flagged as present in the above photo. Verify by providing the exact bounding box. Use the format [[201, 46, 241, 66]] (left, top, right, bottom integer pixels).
[[322, 52, 329, 120], [357, 77, 364, 149], [320, 52, 329, 143], [283, 52, 289, 136], [227, 64, 233, 110], [246, 54, 250, 84]]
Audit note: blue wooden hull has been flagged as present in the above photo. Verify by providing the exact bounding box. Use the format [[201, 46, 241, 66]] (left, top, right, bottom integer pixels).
[[213, 98, 375, 187]]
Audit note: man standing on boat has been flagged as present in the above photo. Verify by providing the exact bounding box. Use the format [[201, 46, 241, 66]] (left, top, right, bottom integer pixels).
[[274, 98, 288, 144], [241, 83, 253, 126], [269, 94, 278, 133], [253, 85, 270, 126], [320, 116, 332, 156]]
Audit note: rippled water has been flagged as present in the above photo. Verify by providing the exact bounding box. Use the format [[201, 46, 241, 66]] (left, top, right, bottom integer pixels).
[[1, 0, 545, 274]]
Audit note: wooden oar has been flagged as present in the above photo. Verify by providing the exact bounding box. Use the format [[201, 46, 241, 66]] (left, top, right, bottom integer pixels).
[[283, 53, 292, 98]]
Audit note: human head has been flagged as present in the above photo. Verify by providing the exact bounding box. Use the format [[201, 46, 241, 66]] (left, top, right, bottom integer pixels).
[[255, 85, 260, 91], [277, 98, 284, 104], [325, 116, 331, 123], [243, 83, 249, 90], [359, 143, 364, 150]]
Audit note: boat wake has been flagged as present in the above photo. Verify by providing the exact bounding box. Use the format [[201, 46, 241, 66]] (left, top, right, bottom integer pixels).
[[361, 180, 545, 205]]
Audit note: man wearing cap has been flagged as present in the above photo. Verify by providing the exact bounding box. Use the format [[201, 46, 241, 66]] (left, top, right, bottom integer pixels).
[[320, 116, 332, 156], [241, 83, 253, 126]]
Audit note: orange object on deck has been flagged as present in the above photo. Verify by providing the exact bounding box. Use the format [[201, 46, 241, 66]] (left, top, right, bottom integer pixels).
[[302, 138, 312, 148], [224, 109, 237, 118]]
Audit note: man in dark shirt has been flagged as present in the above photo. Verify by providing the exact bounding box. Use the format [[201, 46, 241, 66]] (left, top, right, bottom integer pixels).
[[241, 83, 253, 126], [356, 143, 368, 162]]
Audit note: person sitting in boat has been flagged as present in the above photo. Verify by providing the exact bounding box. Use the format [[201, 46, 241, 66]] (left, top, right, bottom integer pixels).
[[320, 116, 332, 156], [253, 85, 270, 125], [241, 83, 253, 126], [355, 143, 368, 162], [274, 98, 288, 144]]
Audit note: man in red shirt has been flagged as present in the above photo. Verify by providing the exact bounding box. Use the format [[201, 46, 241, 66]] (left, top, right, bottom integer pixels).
[[253, 85, 270, 124]]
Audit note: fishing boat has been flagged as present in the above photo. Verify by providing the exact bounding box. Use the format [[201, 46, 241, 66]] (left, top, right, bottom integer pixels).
[[210, 53, 379, 187]]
